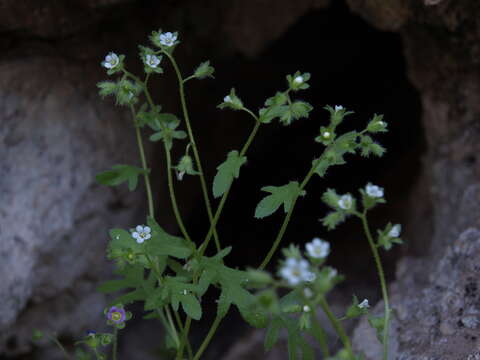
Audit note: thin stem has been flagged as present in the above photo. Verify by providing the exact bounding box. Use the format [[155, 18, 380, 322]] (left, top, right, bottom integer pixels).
[[309, 305, 330, 358], [163, 51, 221, 251], [199, 116, 262, 256], [173, 310, 194, 360], [318, 297, 354, 357], [360, 212, 390, 360], [164, 306, 181, 348], [140, 82, 193, 243], [49, 335, 71, 360], [258, 158, 320, 270], [176, 317, 192, 360], [193, 315, 222, 360], [165, 144, 193, 243], [112, 327, 118, 360], [130, 106, 155, 218]]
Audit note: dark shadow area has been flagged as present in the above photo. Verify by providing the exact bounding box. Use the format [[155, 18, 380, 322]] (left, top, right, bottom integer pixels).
[[182, 1, 424, 357]]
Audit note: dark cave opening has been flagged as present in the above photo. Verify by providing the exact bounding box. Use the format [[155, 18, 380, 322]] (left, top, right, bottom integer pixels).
[[178, 2, 424, 356]]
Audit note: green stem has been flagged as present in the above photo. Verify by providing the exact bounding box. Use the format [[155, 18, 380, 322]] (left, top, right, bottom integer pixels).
[[318, 297, 354, 357], [130, 106, 155, 218], [258, 157, 319, 270], [165, 144, 193, 243], [140, 81, 192, 243], [173, 310, 194, 360], [49, 335, 71, 360], [199, 116, 262, 256], [165, 306, 181, 349], [360, 212, 390, 360], [176, 317, 192, 360], [112, 327, 118, 360], [309, 305, 330, 358], [192, 315, 222, 360], [163, 51, 221, 251]]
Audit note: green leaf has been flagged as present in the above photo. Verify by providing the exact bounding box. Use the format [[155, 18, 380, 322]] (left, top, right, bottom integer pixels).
[[321, 211, 347, 230], [312, 157, 331, 177], [264, 316, 282, 350], [212, 150, 247, 198], [368, 315, 386, 344], [96, 165, 148, 191], [322, 188, 341, 209], [181, 294, 202, 320], [146, 217, 193, 259], [279, 101, 313, 126], [194, 61, 215, 79], [97, 81, 117, 98], [255, 181, 306, 219]]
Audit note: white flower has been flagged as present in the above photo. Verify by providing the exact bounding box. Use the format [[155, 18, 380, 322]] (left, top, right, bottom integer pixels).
[[303, 288, 313, 299], [131, 225, 151, 244], [159, 32, 177, 47], [145, 54, 161, 68], [358, 299, 370, 309], [334, 105, 344, 112], [338, 194, 353, 210], [328, 267, 338, 279], [294, 76, 304, 84], [322, 131, 331, 139], [280, 258, 315, 286], [223, 95, 232, 103], [303, 305, 311, 313], [388, 224, 401, 238], [176, 170, 185, 181], [366, 183, 384, 198], [102, 52, 120, 69], [306, 238, 330, 259]]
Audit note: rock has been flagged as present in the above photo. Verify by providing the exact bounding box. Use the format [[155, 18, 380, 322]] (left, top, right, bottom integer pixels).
[[0, 58, 147, 355]]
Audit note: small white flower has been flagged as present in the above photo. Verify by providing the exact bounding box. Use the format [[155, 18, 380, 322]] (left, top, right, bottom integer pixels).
[[358, 299, 370, 309], [145, 54, 161, 68], [159, 32, 177, 47], [131, 225, 151, 244], [334, 105, 344, 112], [294, 76, 304, 84], [338, 194, 353, 210], [303, 305, 311, 313], [388, 224, 401, 238], [323, 131, 331, 139], [223, 95, 232, 103], [102, 52, 120, 69], [366, 183, 384, 198], [176, 170, 185, 181], [306, 238, 330, 259], [328, 267, 338, 279], [303, 288, 313, 299], [378, 121, 385, 127], [280, 258, 314, 286]]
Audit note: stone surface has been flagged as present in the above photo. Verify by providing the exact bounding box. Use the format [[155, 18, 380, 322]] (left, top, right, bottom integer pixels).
[[0, 58, 146, 355]]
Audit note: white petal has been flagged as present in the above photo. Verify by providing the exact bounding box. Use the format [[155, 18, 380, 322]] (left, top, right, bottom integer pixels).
[[136, 225, 143, 232], [136, 237, 145, 244], [145, 234, 151, 240], [132, 232, 140, 239], [144, 227, 151, 233]]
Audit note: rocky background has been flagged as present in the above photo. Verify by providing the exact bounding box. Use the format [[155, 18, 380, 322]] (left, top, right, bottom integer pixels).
[[1, 0, 479, 359]]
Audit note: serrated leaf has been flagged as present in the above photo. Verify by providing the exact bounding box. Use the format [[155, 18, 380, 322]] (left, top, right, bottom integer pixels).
[[312, 157, 330, 177], [96, 165, 148, 191], [212, 150, 247, 198], [322, 211, 347, 230], [255, 181, 306, 219], [194, 60, 215, 79]]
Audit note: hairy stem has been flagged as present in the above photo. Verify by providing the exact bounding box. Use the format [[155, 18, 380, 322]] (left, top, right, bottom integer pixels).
[[360, 212, 390, 360], [193, 315, 222, 360], [318, 297, 354, 357], [112, 327, 118, 360], [199, 115, 262, 256], [163, 51, 221, 251], [130, 106, 155, 218], [258, 157, 319, 270]]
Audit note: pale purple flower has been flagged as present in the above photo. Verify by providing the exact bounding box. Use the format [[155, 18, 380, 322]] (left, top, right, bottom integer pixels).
[[306, 238, 330, 259], [107, 306, 126, 324], [131, 225, 151, 244], [102, 52, 119, 69], [159, 32, 177, 47]]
